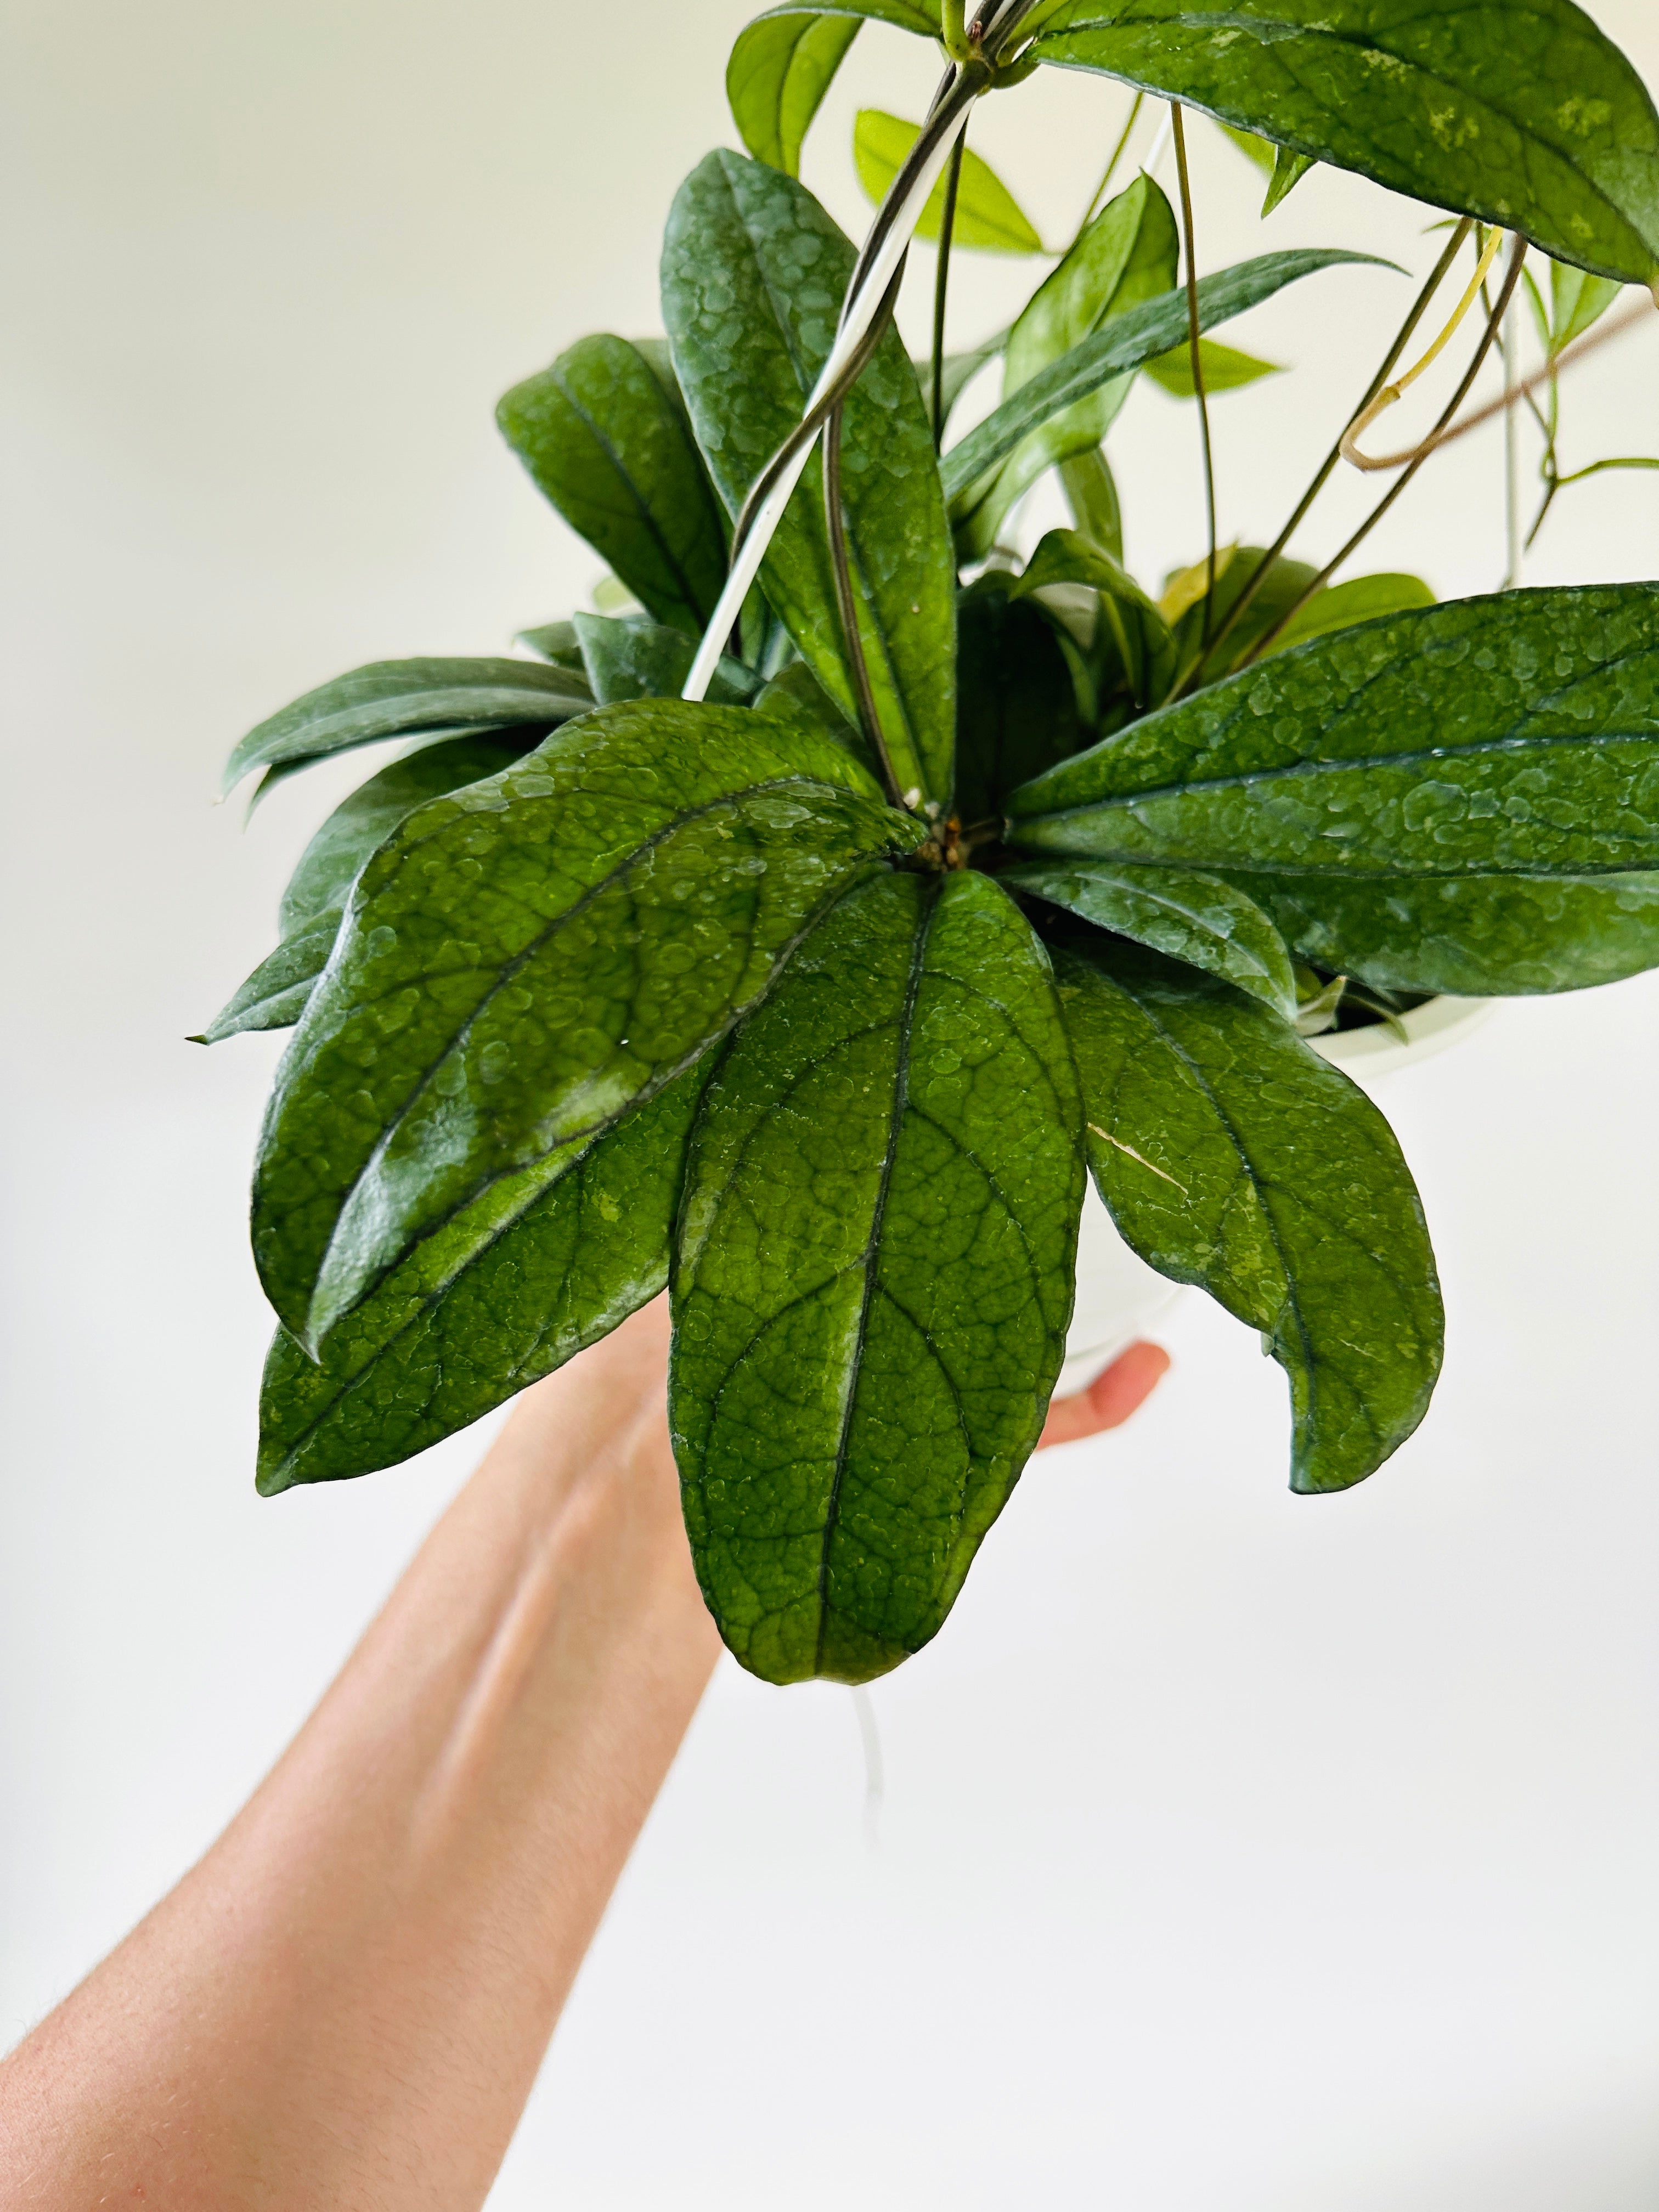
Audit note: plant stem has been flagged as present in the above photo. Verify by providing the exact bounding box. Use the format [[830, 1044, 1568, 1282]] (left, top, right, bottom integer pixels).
[[932, 130, 967, 451], [1188, 218, 1472, 691], [1243, 233, 1528, 665], [824, 400, 907, 810], [1065, 89, 1143, 255], [1170, 106, 1217, 648], [1503, 286, 1523, 586]]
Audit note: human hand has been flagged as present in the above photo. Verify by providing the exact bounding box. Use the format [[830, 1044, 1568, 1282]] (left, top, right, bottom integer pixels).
[[1037, 1341, 1171, 1451]]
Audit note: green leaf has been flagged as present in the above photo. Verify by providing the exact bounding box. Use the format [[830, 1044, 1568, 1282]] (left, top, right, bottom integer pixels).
[[1263, 145, 1314, 215], [1268, 571, 1436, 653], [572, 612, 759, 707], [663, 149, 958, 806], [725, 3, 936, 174], [953, 174, 1178, 556], [222, 658, 588, 795], [854, 110, 1045, 252], [1030, 1, 1659, 286], [753, 659, 878, 780], [1059, 447, 1124, 560], [1052, 934, 1442, 1493], [1235, 870, 1659, 997], [257, 1060, 713, 1494], [1550, 257, 1625, 350], [1007, 860, 1297, 1014], [496, 334, 731, 636], [516, 620, 589, 674], [670, 867, 1085, 1685], [941, 249, 1393, 510], [1010, 526, 1176, 708], [252, 702, 922, 1353], [1143, 337, 1283, 397], [953, 575, 1089, 827], [1007, 585, 1659, 879], [199, 733, 535, 1043]]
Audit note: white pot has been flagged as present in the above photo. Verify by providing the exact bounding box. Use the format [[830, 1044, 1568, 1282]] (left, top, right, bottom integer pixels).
[[1056, 995, 1494, 1397]]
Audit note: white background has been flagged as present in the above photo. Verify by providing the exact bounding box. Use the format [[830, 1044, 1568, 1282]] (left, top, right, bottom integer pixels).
[[5, 2, 1659, 2202]]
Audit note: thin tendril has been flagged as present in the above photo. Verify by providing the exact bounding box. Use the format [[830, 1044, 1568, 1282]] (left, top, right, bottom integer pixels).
[[932, 130, 967, 450], [1065, 89, 1144, 256], [1243, 234, 1528, 667], [1171, 108, 1217, 648], [825, 399, 904, 807]]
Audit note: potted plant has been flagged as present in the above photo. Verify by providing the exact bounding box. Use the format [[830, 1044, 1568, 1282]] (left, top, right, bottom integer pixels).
[[201, 0, 1659, 1688]]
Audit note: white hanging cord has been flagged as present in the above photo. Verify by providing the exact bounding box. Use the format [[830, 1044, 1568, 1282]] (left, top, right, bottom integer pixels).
[[682, 92, 980, 703]]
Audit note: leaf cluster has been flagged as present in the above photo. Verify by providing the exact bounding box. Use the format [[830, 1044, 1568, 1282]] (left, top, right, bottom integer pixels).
[[202, 3, 1659, 1684]]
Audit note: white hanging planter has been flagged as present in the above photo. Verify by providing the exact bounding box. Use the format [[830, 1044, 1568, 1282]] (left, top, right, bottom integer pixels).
[[1056, 995, 1494, 1397]]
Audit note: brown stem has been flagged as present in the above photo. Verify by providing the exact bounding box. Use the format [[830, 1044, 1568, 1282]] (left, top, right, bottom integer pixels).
[[932, 131, 967, 450], [1170, 107, 1217, 648]]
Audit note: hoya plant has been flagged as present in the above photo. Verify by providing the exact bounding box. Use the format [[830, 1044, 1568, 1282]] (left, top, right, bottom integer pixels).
[[204, 0, 1659, 1686]]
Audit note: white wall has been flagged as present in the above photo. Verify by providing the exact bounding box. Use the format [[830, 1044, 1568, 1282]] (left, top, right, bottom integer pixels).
[[4, 3, 1658, 2203]]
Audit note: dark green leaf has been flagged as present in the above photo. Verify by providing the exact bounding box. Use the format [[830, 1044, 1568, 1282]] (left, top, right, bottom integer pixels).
[[1007, 859, 1296, 1013], [663, 150, 958, 805], [753, 659, 879, 780], [497, 334, 730, 635], [573, 612, 759, 707], [1052, 933, 1442, 1493], [222, 660, 585, 795], [854, 110, 1045, 251], [941, 249, 1393, 508], [201, 733, 533, 1043], [1007, 585, 1659, 879], [726, 4, 936, 174], [953, 174, 1178, 556], [516, 620, 589, 673], [253, 702, 922, 1353], [670, 868, 1084, 1685], [1238, 869, 1659, 996], [953, 576, 1088, 827], [1012, 528, 1175, 708], [1031, 0, 1659, 285], [1143, 337, 1282, 397], [257, 1060, 713, 1495]]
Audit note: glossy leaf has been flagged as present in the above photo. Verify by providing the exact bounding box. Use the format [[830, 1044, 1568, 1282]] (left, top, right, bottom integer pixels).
[[1052, 934, 1443, 1493], [753, 660, 879, 780], [1238, 869, 1659, 996], [1007, 859, 1297, 1013], [954, 577, 1089, 827], [1012, 526, 1176, 709], [497, 334, 730, 635], [222, 658, 588, 794], [1007, 584, 1659, 879], [1269, 571, 1436, 653], [726, 3, 936, 174], [573, 612, 759, 707], [954, 174, 1177, 556], [854, 110, 1045, 251], [663, 150, 958, 805], [942, 249, 1391, 509], [200, 733, 533, 1044], [1143, 337, 1282, 397], [670, 867, 1085, 1685], [1030, 0, 1659, 286], [258, 1061, 713, 1494], [253, 702, 922, 1354]]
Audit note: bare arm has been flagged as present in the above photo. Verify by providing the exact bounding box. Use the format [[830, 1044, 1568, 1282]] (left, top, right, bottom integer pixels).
[[0, 1301, 1164, 2208]]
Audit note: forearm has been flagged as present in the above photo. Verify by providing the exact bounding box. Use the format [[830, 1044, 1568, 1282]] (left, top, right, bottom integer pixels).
[[0, 1303, 720, 2209]]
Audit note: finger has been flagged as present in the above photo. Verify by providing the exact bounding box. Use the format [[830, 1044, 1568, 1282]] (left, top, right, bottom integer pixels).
[[1038, 1340, 1171, 1450]]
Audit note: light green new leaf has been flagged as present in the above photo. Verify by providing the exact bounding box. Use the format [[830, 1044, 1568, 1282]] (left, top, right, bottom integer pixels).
[[1031, 0, 1659, 286], [671, 868, 1084, 1685], [199, 733, 535, 1043], [1269, 571, 1436, 652], [1550, 257, 1625, 350], [943, 249, 1391, 510], [1143, 337, 1282, 397], [258, 1060, 713, 1494], [954, 173, 1177, 556], [954, 576, 1089, 826], [1235, 870, 1659, 997], [1007, 585, 1659, 879], [222, 658, 588, 795], [572, 613, 759, 707], [663, 149, 958, 805], [497, 335, 731, 636], [1216, 117, 1311, 210], [1052, 934, 1442, 1493], [1008, 860, 1297, 1013], [252, 702, 922, 1354], [854, 110, 1045, 251], [726, 3, 936, 174]]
